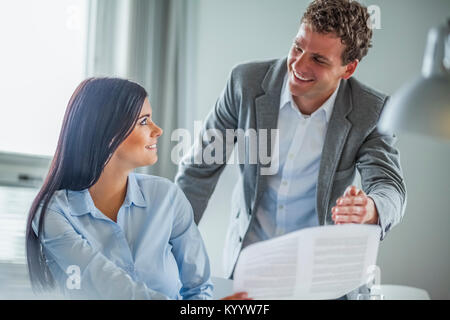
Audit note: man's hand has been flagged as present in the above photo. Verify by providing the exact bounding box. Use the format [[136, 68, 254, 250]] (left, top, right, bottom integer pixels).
[[331, 186, 379, 225]]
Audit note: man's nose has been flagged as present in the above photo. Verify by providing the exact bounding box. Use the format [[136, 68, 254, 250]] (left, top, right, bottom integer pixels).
[[292, 53, 309, 72]]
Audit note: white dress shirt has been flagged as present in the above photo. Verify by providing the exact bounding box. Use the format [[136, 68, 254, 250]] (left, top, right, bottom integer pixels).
[[243, 74, 341, 248]]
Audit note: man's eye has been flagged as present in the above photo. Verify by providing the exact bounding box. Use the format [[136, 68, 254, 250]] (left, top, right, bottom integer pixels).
[[314, 57, 324, 64], [294, 46, 302, 53]]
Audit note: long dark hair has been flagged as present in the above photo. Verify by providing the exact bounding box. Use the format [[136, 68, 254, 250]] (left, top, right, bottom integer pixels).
[[25, 77, 148, 291]]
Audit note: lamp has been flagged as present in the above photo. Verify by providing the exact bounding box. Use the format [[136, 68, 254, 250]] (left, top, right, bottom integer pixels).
[[378, 19, 450, 139]]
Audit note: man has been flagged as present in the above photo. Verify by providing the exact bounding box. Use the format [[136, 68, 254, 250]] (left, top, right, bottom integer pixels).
[[175, 0, 406, 297]]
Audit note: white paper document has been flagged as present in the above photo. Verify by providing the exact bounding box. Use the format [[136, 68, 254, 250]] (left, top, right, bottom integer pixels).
[[233, 224, 381, 300]]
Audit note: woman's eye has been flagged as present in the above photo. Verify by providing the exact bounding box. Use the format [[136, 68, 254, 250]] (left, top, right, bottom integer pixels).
[[140, 118, 148, 125]]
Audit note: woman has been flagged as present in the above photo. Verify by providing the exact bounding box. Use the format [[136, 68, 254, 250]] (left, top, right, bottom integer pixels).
[[25, 78, 247, 300]]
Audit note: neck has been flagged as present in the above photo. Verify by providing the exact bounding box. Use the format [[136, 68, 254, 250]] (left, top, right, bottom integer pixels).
[[293, 85, 337, 116], [89, 161, 130, 221]]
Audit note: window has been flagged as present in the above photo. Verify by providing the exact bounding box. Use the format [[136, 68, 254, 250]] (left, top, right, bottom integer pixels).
[[0, 1, 89, 294], [0, 0, 89, 157]]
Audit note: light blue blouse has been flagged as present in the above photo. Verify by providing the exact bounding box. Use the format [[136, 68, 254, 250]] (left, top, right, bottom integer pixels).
[[32, 173, 213, 300]]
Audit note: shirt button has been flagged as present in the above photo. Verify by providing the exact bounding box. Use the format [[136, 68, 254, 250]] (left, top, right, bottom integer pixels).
[[288, 154, 294, 160], [282, 181, 288, 186], [278, 205, 284, 210]]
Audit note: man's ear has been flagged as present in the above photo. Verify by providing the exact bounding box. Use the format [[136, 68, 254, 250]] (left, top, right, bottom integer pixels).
[[342, 60, 359, 80]]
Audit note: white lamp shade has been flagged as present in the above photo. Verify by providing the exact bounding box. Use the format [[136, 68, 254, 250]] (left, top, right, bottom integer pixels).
[[379, 20, 450, 140], [379, 75, 450, 139]]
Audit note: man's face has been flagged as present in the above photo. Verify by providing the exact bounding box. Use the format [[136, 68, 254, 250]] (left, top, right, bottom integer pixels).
[[287, 23, 356, 105]]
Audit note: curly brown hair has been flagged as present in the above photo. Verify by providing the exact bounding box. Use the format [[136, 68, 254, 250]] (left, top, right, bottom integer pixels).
[[301, 0, 373, 65]]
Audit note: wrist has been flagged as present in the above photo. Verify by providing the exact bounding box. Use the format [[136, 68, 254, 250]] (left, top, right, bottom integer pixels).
[[367, 197, 379, 225]]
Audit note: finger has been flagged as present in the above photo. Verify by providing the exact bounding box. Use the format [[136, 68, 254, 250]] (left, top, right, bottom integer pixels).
[[349, 186, 363, 196], [234, 292, 248, 298], [334, 214, 362, 224], [222, 292, 251, 300], [332, 206, 366, 215], [333, 214, 363, 224], [344, 186, 357, 197], [344, 185, 364, 197], [337, 196, 367, 206], [343, 186, 353, 197]]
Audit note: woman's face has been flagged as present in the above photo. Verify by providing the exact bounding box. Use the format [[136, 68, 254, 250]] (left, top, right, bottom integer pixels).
[[111, 98, 163, 170]]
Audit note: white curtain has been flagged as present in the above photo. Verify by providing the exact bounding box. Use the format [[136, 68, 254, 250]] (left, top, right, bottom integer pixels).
[[86, 0, 197, 179]]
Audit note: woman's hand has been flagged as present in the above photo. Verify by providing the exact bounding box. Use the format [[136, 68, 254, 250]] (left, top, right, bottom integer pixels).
[[221, 291, 252, 300]]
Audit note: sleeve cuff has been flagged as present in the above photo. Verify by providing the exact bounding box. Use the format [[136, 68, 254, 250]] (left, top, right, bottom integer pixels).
[[368, 194, 392, 241]]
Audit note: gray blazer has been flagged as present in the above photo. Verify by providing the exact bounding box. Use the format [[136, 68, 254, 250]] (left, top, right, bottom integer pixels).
[[175, 57, 407, 282]]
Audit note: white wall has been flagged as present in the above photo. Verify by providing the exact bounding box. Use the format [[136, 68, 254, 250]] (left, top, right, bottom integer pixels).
[[191, 0, 450, 299]]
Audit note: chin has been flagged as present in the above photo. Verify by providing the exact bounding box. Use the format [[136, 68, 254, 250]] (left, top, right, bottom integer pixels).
[[134, 156, 157, 169], [148, 156, 158, 166], [289, 82, 314, 97]]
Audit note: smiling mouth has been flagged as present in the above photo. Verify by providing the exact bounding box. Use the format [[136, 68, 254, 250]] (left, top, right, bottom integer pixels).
[[145, 144, 157, 150], [292, 70, 314, 83]]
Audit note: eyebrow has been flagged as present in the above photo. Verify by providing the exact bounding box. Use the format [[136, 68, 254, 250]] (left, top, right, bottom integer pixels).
[[294, 39, 331, 63], [138, 114, 151, 119]]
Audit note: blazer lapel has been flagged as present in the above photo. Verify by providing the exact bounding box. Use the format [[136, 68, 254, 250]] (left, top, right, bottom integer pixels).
[[251, 58, 286, 213], [316, 79, 353, 225]]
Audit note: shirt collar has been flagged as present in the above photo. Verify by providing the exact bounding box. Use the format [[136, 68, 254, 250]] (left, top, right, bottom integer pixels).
[[279, 73, 291, 110], [279, 72, 341, 123], [123, 172, 147, 208], [68, 172, 147, 216]]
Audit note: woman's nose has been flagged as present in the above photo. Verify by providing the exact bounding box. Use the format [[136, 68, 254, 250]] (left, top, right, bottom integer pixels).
[[151, 123, 163, 138]]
